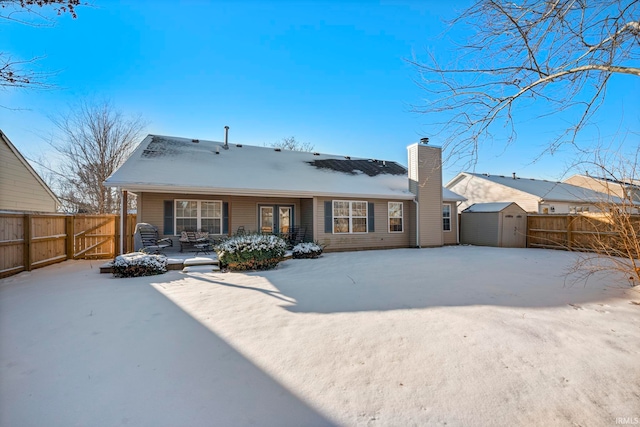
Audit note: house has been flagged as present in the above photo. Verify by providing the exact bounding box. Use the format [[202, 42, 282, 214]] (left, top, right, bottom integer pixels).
[[0, 130, 60, 213], [446, 172, 622, 214], [105, 134, 465, 252], [564, 174, 640, 213], [460, 202, 527, 248]]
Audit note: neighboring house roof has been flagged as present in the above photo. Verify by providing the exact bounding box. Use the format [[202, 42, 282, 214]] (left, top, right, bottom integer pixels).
[[569, 174, 640, 188], [106, 134, 464, 201], [442, 187, 466, 202], [462, 202, 523, 213], [0, 129, 60, 209], [449, 172, 622, 204]]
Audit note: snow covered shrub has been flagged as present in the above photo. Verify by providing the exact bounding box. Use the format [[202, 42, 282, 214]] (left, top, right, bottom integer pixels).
[[292, 242, 324, 259], [112, 252, 167, 278], [216, 234, 287, 271]]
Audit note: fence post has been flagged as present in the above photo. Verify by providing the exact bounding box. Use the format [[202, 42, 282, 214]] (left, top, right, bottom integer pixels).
[[66, 216, 75, 259], [23, 214, 32, 271], [567, 216, 573, 250]]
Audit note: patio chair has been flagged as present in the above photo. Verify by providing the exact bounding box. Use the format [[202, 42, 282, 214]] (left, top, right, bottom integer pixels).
[[291, 227, 306, 246], [179, 230, 210, 252], [134, 223, 173, 254]]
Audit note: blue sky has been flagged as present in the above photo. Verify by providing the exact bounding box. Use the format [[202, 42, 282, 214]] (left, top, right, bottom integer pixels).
[[2, 0, 638, 183]]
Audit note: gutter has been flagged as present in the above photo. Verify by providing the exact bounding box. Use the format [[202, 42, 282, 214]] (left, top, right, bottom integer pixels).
[[102, 183, 415, 201]]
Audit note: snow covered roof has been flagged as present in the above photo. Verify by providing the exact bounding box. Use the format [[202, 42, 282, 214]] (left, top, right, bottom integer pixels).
[[462, 202, 523, 213], [461, 172, 622, 203], [106, 135, 461, 201], [566, 174, 640, 189], [443, 187, 466, 202]]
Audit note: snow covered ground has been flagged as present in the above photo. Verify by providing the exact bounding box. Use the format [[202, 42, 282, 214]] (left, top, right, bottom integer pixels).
[[1, 246, 638, 426]]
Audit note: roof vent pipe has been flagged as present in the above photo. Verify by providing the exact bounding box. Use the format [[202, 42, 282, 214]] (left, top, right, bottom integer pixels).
[[223, 126, 229, 150], [512, 172, 516, 179], [420, 137, 429, 144]]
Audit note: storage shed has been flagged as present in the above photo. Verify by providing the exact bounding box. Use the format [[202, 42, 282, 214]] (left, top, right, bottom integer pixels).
[[460, 202, 527, 248]]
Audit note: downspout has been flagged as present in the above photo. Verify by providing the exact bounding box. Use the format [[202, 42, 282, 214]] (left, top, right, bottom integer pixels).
[[413, 198, 420, 248], [456, 201, 463, 245], [120, 189, 127, 255]]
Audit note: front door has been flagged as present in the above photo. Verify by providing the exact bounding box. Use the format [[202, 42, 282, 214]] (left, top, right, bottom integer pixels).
[[259, 205, 293, 234], [260, 206, 274, 233], [279, 207, 292, 233]]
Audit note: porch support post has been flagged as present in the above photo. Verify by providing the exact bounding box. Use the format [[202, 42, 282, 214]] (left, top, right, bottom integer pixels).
[[120, 190, 128, 255]]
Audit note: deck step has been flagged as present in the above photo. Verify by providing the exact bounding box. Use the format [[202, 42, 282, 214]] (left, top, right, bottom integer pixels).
[[183, 256, 219, 267], [182, 265, 221, 273]]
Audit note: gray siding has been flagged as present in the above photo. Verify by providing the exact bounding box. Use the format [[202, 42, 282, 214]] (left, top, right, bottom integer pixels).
[[443, 202, 458, 245], [315, 197, 410, 252], [299, 198, 314, 242], [461, 212, 500, 246], [229, 196, 301, 234], [139, 192, 306, 237]]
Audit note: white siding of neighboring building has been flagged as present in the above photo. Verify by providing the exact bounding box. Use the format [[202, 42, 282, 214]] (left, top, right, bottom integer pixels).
[[448, 174, 540, 213], [0, 133, 58, 212]]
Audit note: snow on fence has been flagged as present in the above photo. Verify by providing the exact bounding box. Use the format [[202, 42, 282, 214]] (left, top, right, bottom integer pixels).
[[527, 213, 640, 255], [0, 213, 137, 278]]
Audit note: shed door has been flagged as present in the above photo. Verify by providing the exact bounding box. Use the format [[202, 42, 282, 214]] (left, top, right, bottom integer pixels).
[[501, 214, 526, 247]]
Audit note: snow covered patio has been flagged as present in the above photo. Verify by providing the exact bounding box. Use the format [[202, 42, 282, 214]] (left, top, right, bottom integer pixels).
[[1, 246, 639, 426]]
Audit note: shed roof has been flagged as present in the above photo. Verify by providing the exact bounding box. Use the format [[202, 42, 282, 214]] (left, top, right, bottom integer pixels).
[[462, 202, 524, 213], [106, 134, 463, 201]]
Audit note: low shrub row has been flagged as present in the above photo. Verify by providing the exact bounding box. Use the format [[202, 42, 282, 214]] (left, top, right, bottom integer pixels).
[[112, 253, 167, 278], [113, 235, 325, 278], [216, 234, 287, 271], [292, 242, 324, 259]]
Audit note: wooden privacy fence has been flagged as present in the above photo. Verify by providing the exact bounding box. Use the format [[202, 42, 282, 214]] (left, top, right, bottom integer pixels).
[[0, 213, 136, 279], [527, 213, 640, 254]]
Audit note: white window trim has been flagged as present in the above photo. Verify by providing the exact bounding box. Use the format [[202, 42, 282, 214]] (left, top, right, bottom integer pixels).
[[174, 199, 223, 235], [443, 204, 451, 232], [259, 205, 274, 233], [388, 201, 403, 233], [332, 200, 368, 234]]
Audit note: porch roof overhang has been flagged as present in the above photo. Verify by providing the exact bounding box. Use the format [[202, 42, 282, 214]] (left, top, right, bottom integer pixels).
[[108, 182, 416, 200]]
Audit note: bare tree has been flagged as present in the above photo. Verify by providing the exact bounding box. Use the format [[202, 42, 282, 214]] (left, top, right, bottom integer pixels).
[[565, 147, 640, 285], [411, 0, 639, 168], [48, 100, 146, 213], [268, 136, 315, 152], [1, 0, 82, 91]]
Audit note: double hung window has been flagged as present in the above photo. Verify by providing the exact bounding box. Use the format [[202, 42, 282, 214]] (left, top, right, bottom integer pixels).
[[442, 204, 451, 231], [333, 201, 367, 233], [175, 200, 222, 234], [388, 202, 403, 233]]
